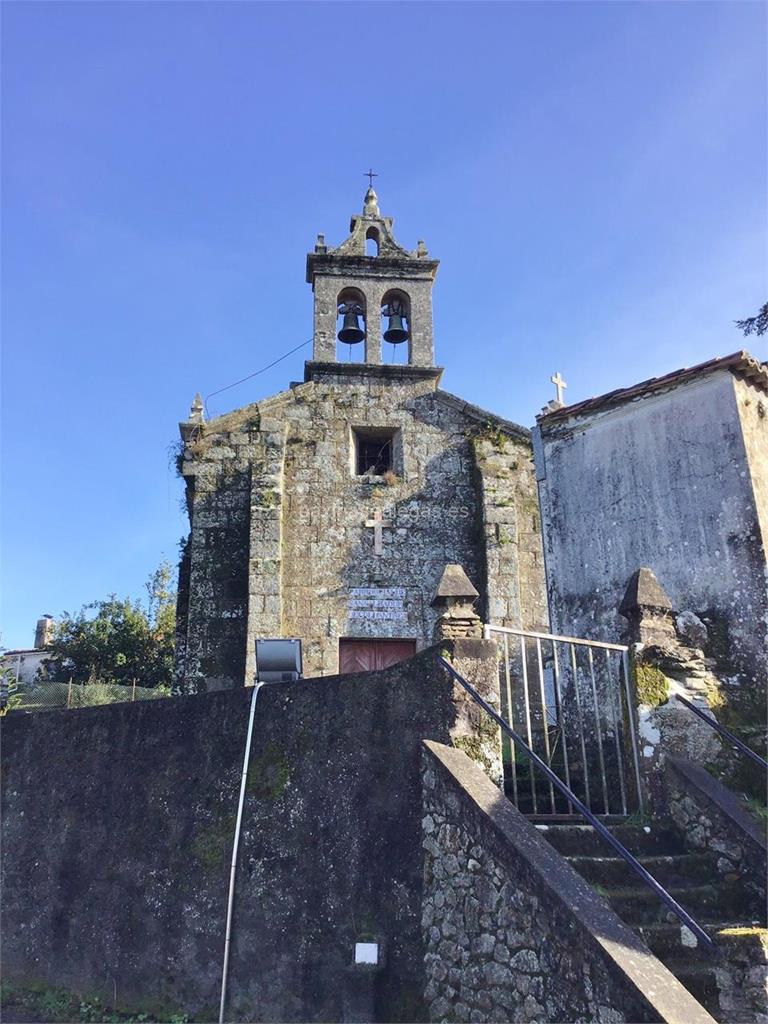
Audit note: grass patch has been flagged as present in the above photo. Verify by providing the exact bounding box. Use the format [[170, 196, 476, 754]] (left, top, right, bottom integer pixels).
[[0, 981, 191, 1023]]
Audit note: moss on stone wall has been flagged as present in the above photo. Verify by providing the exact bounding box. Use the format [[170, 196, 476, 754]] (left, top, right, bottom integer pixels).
[[635, 663, 669, 707], [246, 742, 291, 801], [453, 735, 495, 775], [190, 813, 236, 869]]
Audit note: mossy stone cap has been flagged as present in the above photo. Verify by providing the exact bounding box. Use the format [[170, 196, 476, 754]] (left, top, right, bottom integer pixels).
[[619, 567, 673, 616], [431, 564, 480, 607]]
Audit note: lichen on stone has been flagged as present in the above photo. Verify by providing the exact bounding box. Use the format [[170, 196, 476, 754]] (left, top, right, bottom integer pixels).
[[634, 663, 669, 707]]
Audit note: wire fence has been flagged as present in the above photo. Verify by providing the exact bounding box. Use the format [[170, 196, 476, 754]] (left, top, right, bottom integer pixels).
[[13, 679, 171, 713]]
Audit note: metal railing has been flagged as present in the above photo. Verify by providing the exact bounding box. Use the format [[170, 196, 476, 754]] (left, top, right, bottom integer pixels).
[[483, 625, 643, 816], [676, 694, 768, 771], [440, 656, 714, 951]]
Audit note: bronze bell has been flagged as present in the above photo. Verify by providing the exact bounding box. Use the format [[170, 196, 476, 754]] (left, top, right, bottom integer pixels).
[[383, 301, 409, 344], [337, 304, 365, 344]]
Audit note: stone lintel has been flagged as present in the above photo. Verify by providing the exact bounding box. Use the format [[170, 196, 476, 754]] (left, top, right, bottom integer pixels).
[[306, 253, 439, 286], [304, 361, 443, 385]]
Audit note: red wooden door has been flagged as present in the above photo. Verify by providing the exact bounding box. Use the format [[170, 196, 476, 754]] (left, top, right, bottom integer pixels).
[[339, 639, 416, 674]]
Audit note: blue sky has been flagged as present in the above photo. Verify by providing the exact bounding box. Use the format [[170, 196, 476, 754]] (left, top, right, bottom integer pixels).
[[2, 1, 766, 650]]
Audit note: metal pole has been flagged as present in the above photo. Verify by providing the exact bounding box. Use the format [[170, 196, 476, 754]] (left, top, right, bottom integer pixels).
[[67, 677, 73, 709], [219, 683, 265, 1024]]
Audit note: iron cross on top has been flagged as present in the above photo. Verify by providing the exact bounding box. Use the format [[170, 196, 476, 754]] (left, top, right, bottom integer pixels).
[[364, 169, 378, 188], [365, 509, 391, 556]]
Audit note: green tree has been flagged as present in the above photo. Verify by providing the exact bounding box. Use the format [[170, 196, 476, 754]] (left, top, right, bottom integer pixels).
[[735, 302, 768, 338], [0, 663, 24, 716], [42, 562, 177, 689]]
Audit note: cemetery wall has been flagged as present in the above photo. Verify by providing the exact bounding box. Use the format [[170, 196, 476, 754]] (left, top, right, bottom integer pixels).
[[536, 369, 768, 700]]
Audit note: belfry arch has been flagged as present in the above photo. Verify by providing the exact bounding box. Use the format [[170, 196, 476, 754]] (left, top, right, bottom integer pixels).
[[381, 289, 411, 365]]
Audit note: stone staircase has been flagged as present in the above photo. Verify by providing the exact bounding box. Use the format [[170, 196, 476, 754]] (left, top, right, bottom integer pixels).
[[532, 817, 766, 1021]]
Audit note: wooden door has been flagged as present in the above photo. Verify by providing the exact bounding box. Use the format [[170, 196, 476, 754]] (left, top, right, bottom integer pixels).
[[339, 639, 417, 674]]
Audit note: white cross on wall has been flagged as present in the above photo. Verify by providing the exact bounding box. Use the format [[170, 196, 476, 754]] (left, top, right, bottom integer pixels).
[[550, 371, 567, 405], [365, 509, 392, 556]]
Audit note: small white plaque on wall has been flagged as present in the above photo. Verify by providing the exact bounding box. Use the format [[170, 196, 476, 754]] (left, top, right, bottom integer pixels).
[[354, 942, 379, 965]]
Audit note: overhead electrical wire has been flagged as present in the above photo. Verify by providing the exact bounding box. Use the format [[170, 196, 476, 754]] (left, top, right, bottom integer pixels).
[[204, 338, 313, 417]]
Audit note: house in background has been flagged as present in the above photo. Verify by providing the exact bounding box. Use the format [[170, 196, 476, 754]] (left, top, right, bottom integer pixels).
[[1, 615, 55, 686]]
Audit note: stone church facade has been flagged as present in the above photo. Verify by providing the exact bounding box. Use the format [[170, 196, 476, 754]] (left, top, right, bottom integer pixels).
[[175, 188, 547, 692]]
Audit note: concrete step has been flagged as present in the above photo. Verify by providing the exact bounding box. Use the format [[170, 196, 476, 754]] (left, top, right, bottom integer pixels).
[[538, 822, 687, 857], [639, 920, 766, 960], [606, 880, 761, 929], [567, 851, 718, 887]]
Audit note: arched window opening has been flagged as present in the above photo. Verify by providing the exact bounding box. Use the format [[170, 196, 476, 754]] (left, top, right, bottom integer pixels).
[[381, 290, 410, 366], [336, 288, 366, 363], [365, 228, 380, 258]]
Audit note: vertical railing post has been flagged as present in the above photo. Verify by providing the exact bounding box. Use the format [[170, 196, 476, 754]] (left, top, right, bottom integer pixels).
[[622, 649, 645, 815], [587, 647, 610, 814], [605, 648, 628, 816], [569, 643, 591, 810], [503, 635, 517, 806], [551, 642, 573, 813], [519, 637, 537, 814], [535, 638, 556, 813]]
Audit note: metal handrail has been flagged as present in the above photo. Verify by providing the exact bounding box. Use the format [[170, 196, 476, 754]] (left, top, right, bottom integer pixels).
[[483, 624, 630, 653], [439, 657, 715, 951], [676, 694, 768, 771]]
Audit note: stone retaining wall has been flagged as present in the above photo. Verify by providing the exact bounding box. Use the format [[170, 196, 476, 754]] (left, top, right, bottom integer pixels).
[[667, 757, 767, 896], [421, 741, 715, 1024], [714, 929, 768, 1023]]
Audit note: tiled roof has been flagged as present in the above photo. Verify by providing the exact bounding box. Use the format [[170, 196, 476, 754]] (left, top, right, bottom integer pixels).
[[538, 350, 767, 424]]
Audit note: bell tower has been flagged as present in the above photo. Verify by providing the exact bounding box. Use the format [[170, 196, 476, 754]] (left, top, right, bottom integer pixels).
[[306, 186, 440, 369]]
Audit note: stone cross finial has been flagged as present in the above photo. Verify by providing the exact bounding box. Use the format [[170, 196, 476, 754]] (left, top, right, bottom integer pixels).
[[550, 371, 567, 406], [189, 394, 205, 424], [365, 509, 392, 556]]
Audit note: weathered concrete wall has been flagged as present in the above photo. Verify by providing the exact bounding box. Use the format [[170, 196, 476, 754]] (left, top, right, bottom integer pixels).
[[177, 367, 546, 692], [1, 649, 497, 1023], [420, 741, 714, 1024], [734, 376, 768, 583], [536, 370, 768, 697]]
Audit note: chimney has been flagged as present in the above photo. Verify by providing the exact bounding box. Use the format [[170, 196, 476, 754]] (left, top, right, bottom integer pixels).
[[34, 615, 55, 649]]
